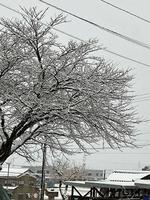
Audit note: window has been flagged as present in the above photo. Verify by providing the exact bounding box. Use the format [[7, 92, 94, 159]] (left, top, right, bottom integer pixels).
[[99, 173, 103, 177], [29, 181, 34, 186], [19, 180, 24, 185]]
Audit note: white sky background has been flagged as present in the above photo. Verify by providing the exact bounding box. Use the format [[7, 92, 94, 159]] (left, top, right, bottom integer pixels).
[[1, 0, 150, 171]]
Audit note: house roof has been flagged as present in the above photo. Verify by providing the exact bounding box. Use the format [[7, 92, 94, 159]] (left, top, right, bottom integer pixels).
[[0, 168, 31, 178], [135, 180, 150, 189], [65, 170, 150, 189], [65, 181, 87, 188], [3, 186, 18, 190], [107, 170, 150, 182], [86, 180, 135, 188], [17, 171, 37, 179], [65, 180, 135, 189]]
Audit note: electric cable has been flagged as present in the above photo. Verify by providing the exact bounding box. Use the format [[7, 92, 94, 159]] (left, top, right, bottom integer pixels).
[[135, 92, 150, 97], [0, 2, 150, 70], [39, 0, 150, 50], [0, 2, 22, 15], [98, 0, 150, 24], [104, 49, 150, 68], [135, 95, 150, 100], [134, 97, 150, 103]]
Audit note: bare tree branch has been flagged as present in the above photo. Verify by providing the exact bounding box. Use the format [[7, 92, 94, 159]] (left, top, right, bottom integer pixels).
[[0, 7, 139, 164]]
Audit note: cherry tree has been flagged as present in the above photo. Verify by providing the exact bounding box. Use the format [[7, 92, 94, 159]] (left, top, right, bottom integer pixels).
[[0, 7, 138, 165]]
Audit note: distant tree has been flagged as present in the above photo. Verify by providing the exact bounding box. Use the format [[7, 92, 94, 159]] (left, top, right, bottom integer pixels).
[[142, 166, 150, 171], [53, 157, 85, 181], [0, 7, 138, 165], [52, 157, 85, 200]]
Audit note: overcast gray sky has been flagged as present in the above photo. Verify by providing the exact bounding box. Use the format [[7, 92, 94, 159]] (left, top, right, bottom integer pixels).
[[1, 0, 150, 171]]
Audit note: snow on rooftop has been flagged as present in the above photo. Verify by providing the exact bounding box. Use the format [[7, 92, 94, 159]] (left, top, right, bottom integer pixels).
[[0, 168, 30, 177], [3, 186, 18, 190], [86, 180, 135, 188], [64, 170, 150, 189], [64, 181, 86, 187], [135, 180, 150, 189], [107, 170, 150, 182]]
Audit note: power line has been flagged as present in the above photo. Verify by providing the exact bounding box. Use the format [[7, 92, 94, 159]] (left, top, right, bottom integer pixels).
[[135, 95, 150, 100], [104, 49, 150, 68], [139, 132, 150, 135], [141, 119, 150, 123], [98, 0, 150, 24], [133, 93, 150, 102], [0, 2, 22, 15], [0, 2, 150, 70], [58, 144, 150, 151], [92, 152, 150, 154], [39, 0, 150, 50], [135, 92, 150, 97], [134, 97, 150, 103]]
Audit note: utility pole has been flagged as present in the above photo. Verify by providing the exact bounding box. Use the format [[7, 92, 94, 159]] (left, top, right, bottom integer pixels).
[[103, 169, 106, 180], [6, 162, 10, 189], [40, 143, 47, 200]]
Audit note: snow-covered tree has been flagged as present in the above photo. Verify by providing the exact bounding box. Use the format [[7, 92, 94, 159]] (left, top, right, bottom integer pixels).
[[0, 7, 138, 165], [53, 157, 85, 182], [52, 157, 85, 200]]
